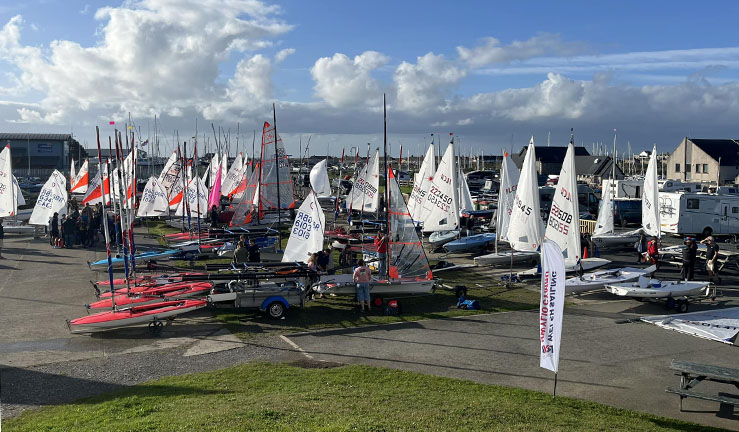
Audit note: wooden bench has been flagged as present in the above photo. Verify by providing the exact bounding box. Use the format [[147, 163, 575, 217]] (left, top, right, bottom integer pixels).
[[666, 359, 739, 411]]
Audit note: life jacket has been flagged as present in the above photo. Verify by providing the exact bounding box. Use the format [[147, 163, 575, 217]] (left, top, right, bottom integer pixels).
[[647, 241, 658, 256]]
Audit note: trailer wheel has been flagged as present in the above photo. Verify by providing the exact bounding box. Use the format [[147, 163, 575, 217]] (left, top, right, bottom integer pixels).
[[676, 299, 689, 313], [665, 297, 676, 310], [266, 301, 286, 319]]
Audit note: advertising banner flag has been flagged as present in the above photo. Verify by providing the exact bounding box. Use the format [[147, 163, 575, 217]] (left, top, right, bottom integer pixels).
[[539, 240, 566, 373]]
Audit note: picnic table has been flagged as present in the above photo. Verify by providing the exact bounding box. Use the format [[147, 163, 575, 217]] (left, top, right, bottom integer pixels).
[[665, 359, 739, 411], [660, 244, 739, 273]]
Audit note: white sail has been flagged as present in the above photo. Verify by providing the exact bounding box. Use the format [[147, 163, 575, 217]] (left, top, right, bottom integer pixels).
[[70, 159, 89, 194], [207, 153, 219, 188], [593, 182, 614, 236], [544, 142, 581, 261], [642, 145, 660, 237], [420, 142, 459, 232], [458, 162, 475, 213], [348, 149, 380, 213], [407, 144, 435, 221], [505, 137, 542, 252], [13, 175, 25, 206], [137, 176, 169, 217], [496, 152, 520, 244], [282, 191, 325, 263], [221, 152, 243, 197], [174, 176, 208, 218], [309, 159, 331, 198], [158, 150, 181, 197], [29, 170, 67, 225], [0, 145, 15, 217], [70, 159, 76, 188]]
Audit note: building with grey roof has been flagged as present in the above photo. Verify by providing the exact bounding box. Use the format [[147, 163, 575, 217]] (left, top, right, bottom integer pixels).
[[665, 138, 739, 185]]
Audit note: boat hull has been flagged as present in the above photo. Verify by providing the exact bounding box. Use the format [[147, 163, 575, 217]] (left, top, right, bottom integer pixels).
[[88, 282, 212, 309], [474, 250, 539, 266], [591, 230, 641, 248], [605, 280, 709, 298], [316, 274, 433, 296], [518, 257, 611, 277], [428, 230, 459, 248], [68, 299, 207, 331], [443, 233, 496, 253], [565, 265, 657, 294]]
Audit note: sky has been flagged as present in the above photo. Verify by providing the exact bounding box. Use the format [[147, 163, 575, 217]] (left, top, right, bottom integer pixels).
[[1, 0, 738, 159]]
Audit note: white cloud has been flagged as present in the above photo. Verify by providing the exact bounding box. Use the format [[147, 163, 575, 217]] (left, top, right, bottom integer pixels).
[[393, 52, 465, 112], [275, 47, 295, 63], [457, 34, 586, 68], [310, 51, 388, 108], [0, 0, 291, 124], [457, 118, 473, 126]]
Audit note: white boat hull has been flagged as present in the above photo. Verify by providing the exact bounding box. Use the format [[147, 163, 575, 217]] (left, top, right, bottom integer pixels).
[[474, 250, 539, 266], [565, 265, 657, 294], [518, 257, 611, 277], [316, 274, 433, 296], [591, 230, 641, 248], [428, 230, 459, 248], [605, 280, 709, 298]]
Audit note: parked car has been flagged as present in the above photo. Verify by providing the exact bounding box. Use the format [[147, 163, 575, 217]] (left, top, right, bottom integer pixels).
[[613, 199, 642, 227]]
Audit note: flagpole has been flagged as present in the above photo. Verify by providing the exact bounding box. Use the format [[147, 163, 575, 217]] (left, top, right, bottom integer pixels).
[[108, 137, 120, 255], [553, 373, 558, 398]]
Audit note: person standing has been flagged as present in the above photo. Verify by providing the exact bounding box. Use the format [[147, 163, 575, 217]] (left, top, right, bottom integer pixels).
[[246, 238, 260, 262], [374, 231, 388, 278], [636, 232, 647, 263], [50, 213, 60, 248], [0, 218, 5, 259], [209, 205, 220, 229], [353, 259, 372, 312], [681, 238, 697, 281], [701, 236, 720, 284], [232, 240, 248, 265], [646, 237, 659, 270]]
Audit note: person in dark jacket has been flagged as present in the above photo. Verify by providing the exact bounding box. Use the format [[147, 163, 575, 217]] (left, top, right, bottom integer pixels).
[[246, 238, 260, 262], [681, 238, 697, 280], [0, 218, 5, 259], [50, 213, 60, 248], [700, 236, 720, 284], [209, 205, 220, 229]]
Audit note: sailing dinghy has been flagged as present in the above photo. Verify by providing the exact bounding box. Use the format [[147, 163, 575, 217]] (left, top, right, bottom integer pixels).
[[87, 282, 212, 310], [68, 299, 207, 332], [605, 277, 709, 299], [474, 142, 538, 266], [565, 265, 656, 293]]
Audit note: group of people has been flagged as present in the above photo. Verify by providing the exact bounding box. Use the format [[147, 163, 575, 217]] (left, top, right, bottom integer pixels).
[[232, 235, 261, 264], [636, 232, 721, 283], [49, 202, 104, 249], [680, 236, 720, 283]]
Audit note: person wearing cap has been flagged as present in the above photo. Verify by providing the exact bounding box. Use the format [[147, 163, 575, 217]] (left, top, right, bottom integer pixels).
[[373, 231, 388, 278], [681, 237, 697, 281], [700, 236, 720, 284]]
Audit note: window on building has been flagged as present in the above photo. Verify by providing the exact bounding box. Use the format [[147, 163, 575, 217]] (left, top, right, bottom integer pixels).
[[687, 199, 700, 209], [696, 164, 701, 173], [703, 164, 708, 173], [686, 164, 691, 173], [675, 164, 681, 172], [732, 207, 739, 214]]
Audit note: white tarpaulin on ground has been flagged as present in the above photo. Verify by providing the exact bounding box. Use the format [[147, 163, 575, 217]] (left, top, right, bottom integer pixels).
[[641, 307, 739, 345], [539, 240, 566, 373], [137, 176, 169, 217], [29, 170, 67, 225], [282, 191, 325, 263], [310, 159, 331, 198]]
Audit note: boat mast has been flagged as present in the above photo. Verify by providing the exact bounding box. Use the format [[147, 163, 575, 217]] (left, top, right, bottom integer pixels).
[[273, 103, 282, 247], [383, 93, 389, 279], [95, 126, 116, 310]]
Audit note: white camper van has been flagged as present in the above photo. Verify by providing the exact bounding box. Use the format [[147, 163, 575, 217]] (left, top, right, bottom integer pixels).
[[602, 179, 643, 199], [660, 192, 739, 236], [658, 180, 703, 193]]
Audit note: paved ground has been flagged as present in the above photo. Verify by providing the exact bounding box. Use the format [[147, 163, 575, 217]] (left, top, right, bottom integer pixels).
[[1, 229, 738, 430]]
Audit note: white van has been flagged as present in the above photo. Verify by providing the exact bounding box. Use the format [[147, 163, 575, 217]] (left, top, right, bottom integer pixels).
[[658, 180, 703, 193], [660, 192, 739, 236], [602, 179, 643, 199]]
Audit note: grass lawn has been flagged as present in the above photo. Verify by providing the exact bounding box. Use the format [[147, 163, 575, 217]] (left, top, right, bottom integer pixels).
[[3, 362, 721, 432], [214, 268, 539, 339]]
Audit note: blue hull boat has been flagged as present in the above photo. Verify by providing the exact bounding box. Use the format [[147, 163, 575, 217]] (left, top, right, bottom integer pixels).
[[89, 249, 179, 269], [443, 233, 496, 253]]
